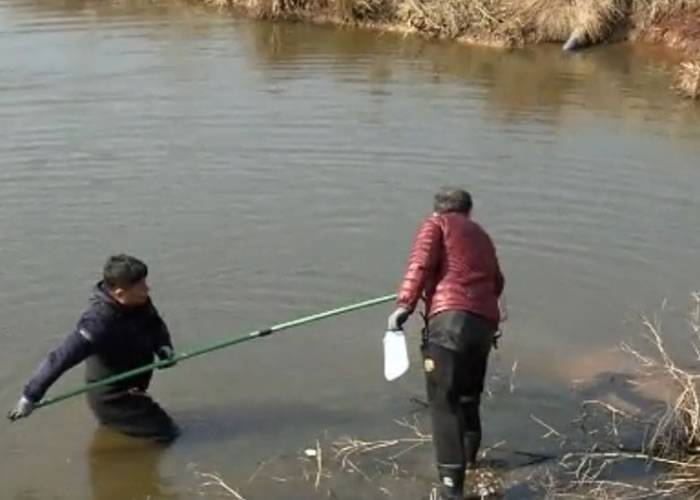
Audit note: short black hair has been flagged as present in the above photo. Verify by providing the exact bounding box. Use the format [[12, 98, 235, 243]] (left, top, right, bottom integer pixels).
[[103, 254, 148, 289], [433, 187, 473, 214]]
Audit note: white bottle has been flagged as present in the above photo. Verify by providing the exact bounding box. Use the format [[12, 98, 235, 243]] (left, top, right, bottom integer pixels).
[[383, 329, 410, 381]]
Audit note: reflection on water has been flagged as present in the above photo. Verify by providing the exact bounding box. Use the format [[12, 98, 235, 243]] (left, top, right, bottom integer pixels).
[[241, 22, 700, 131], [88, 428, 178, 500]]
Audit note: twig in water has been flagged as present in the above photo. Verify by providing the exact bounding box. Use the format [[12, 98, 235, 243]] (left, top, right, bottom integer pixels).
[[314, 439, 323, 490], [565, 451, 700, 469], [247, 454, 281, 483], [409, 396, 430, 409], [531, 414, 562, 439], [199, 472, 248, 500], [510, 360, 518, 394], [344, 456, 371, 481], [582, 400, 635, 438]]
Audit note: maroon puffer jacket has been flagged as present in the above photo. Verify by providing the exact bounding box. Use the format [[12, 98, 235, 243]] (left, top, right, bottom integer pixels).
[[396, 212, 504, 325]]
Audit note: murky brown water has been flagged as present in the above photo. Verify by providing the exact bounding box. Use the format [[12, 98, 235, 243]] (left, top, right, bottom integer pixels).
[[1, 1, 699, 498]]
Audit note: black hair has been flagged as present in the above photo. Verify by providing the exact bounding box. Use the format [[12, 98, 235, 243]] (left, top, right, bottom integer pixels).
[[103, 254, 148, 289], [433, 187, 473, 214]]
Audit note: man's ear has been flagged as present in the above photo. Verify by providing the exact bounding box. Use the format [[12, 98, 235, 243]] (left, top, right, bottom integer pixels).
[[111, 287, 126, 302]]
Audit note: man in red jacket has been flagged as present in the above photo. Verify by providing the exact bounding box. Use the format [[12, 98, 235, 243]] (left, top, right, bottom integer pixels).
[[387, 187, 504, 500]]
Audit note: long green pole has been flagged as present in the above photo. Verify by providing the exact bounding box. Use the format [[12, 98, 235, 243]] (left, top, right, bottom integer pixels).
[[35, 293, 397, 410]]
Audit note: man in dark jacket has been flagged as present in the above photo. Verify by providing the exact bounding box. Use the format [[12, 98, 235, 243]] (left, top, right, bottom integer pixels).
[[7, 254, 179, 443], [387, 187, 504, 499]]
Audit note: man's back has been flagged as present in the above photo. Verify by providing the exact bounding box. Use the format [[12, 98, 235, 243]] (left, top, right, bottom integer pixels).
[[430, 212, 503, 323], [398, 212, 504, 324]]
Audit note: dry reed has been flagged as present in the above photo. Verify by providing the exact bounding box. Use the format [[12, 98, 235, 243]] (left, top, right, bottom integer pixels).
[[537, 293, 700, 498]]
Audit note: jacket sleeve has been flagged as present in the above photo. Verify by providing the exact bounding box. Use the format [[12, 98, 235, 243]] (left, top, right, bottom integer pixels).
[[149, 302, 173, 351], [494, 257, 505, 298], [488, 233, 505, 298], [23, 328, 95, 402], [397, 217, 443, 311]]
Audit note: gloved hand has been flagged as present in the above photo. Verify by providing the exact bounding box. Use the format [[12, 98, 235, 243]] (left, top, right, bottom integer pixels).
[[7, 395, 35, 421], [387, 307, 411, 331], [156, 345, 177, 369], [492, 331, 502, 350]]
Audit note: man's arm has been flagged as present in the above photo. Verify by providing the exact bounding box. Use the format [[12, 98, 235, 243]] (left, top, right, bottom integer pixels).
[[148, 303, 176, 367], [7, 310, 108, 421], [397, 217, 443, 311], [7, 325, 96, 421], [388, 217, 442, 331], [485, 231, 505, 298], [494, 260, 505, 298], [23, 328, 94, 403]]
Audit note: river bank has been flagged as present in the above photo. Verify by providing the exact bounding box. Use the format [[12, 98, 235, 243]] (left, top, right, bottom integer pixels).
[[206, 0, 700, 99]]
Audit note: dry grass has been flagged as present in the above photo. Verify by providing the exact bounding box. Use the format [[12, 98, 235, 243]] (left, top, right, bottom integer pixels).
[[202, 0, 700, 49], [536, 293, 700, 498], [197, 470, 250, 499], [515, 0, 627, 44], [378, 0, 630, 45], [396, 0, 510, 40], [636, 0, 700, 22], [676, 61, 700, 98], [204, 0, 698, 42], [394, 0, 628, 43]]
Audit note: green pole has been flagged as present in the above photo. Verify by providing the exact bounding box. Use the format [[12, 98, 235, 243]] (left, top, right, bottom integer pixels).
[[35, 293, 397, 410]]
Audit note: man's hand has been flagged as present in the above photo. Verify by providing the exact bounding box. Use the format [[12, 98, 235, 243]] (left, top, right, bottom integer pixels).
[[387, 307, 411, 331], [7, 396, 35, 421], [492, 331, 502, 350], [156, 346, 177, 369]]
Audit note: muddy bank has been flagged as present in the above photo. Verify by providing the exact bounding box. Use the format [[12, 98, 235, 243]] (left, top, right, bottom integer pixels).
[[207, 0, 700, 99]]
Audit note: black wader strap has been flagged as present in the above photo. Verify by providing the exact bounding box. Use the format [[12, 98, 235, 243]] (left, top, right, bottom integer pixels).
[[419, 309, 429, 350]]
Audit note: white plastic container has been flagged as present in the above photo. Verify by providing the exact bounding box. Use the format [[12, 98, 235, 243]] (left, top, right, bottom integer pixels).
[[383, 330, 410, 381]]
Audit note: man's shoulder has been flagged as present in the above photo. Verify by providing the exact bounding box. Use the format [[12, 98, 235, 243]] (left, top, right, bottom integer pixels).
[[420, 213, 445, 231], [461, 217, 490, 237], [77, 301, 118, 341], [441, 212, 482, 231]]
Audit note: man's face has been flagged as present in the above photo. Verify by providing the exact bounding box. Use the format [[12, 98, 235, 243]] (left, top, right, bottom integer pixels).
[[113, 279, 150, 307]]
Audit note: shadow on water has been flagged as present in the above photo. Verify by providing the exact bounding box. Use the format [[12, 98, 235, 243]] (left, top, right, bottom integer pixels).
[[577, 370, 668, 409], [173, 400, 361, 445]]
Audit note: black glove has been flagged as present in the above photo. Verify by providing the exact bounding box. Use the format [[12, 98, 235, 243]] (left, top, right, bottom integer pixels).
[[387, 307, 411, 331], [492, 331, 502, 350], [156, 346, 177, 369]]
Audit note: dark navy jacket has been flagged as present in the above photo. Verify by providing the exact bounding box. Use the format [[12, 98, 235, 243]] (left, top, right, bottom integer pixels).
[[23, 282, 173, 402]]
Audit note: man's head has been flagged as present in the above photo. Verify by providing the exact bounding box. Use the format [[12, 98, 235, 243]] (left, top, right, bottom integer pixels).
[[103, 254, 150, 307], [433, 187, 473, 215]]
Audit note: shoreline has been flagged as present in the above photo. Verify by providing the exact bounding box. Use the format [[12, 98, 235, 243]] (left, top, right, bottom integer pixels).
[[208, 0, 700, 99]]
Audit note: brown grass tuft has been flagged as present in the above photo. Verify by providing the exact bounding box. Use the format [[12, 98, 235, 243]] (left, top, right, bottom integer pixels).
[[333, 0, 394, 22], [395, 0, 509, 39], [636, 0, 700, 23], [676, 60, 700, 98], [515, 0, 627, 43]]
